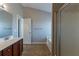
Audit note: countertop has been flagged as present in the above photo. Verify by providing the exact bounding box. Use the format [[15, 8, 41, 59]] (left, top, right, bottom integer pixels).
[[0, 37, 23, 51]]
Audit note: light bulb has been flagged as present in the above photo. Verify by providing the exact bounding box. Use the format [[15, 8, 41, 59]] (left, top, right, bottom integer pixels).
[[0, 3, 4, 6], [0, 3, 5, 8]]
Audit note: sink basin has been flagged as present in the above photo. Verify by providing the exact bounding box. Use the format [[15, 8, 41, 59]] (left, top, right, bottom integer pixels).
[[0, 38, 10, 43], [0, 36, 13, 43], [0, 39, 6, 43]]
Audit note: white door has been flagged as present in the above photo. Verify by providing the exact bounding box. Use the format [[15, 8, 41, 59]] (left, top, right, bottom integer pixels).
[[23, 18, 31, 44]]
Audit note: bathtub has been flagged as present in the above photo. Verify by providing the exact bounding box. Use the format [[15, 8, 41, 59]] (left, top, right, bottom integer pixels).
[[46, 36, 52, 52]]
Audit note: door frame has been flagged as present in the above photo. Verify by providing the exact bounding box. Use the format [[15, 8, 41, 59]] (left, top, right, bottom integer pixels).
[[17, 15, 23, 38], [56, 3, 71, 56]]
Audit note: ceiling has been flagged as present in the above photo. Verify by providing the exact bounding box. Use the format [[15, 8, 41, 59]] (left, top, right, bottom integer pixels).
[[21, 3, 52, 13]]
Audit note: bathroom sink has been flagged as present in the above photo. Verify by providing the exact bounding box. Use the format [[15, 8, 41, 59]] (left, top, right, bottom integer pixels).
[[0, 36, 13, 42], [0, 38, 9, 43], [0, 39, 6, 43]]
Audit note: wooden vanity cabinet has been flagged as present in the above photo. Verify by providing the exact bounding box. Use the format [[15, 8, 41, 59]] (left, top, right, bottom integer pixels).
[[0, 51, 2, 56], [13, 39, 23, 56], [13, 41, 20, 56], [3, 45, 12, 56], [0, 39, 23, 56], [20, 39, 23, 55]]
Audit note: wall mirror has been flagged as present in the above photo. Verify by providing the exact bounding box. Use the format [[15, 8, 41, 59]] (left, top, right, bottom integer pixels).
[[0, 8, 13, 38]]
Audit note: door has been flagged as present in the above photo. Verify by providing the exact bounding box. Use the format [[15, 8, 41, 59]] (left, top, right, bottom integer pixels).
[[20, 39, 23, 55], [23, 18, 31, 44], [0, 51, 2, 56], [60, 4, 79, 56], [13, 41, 20, 56]]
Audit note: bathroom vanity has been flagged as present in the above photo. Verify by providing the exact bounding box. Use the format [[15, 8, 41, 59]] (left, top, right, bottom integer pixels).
[[0, 5, 23, 56], [0, 38, 23, 56], [0, 51, 2, 55]]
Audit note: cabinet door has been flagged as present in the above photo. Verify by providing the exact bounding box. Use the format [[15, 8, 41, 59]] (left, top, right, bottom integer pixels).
[[20, 39, 23, 55], [13, 41, 20, 56], [3, 46, 12, 56], [0, 51, 2, 56]]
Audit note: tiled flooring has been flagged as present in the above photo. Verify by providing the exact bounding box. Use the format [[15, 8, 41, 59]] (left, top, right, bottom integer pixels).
[[22, 44, 51, 56]]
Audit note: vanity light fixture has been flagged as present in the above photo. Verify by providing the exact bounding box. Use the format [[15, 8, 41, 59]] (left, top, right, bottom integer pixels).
[[0, 3, 5, 8]]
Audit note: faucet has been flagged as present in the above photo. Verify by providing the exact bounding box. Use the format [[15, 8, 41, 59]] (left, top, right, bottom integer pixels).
[[4, 37, 9, 40]]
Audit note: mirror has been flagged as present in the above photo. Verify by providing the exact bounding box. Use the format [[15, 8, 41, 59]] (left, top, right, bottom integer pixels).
[[0, 8, 13, 38]]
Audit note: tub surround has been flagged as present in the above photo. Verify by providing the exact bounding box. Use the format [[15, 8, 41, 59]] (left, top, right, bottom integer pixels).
[[46, 36, 52, 53]]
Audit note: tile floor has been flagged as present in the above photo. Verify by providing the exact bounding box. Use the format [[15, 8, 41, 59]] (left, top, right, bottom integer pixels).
[[22, 44, 51, 56]]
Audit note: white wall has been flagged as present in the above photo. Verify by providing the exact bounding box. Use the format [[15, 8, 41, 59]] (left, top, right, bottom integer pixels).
[[2, 3, 52, 45], [23, 7, 52, 43], [4, 3, 23, 38], [61, 5, 79, 55]]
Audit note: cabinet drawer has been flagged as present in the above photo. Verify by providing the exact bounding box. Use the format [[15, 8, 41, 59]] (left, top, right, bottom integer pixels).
[[3, 46, 12, 56], [0, 51, 2, 56]]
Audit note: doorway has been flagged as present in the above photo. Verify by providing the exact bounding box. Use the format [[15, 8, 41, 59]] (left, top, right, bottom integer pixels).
[[23, 18, 31, 44], [18, 16, 23, 38]]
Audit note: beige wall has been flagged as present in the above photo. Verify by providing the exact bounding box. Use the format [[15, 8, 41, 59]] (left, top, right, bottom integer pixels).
[[4, 3, 23, 38], [23, 7, 52, 43], [61, 5, 79, 55]]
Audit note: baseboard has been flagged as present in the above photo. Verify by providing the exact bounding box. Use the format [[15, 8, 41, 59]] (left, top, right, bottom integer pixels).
[[23, 42, 31, 44], [31, 42, 46, 44]]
